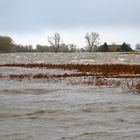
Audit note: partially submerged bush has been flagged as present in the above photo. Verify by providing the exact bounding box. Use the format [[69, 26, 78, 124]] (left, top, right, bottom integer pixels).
[[121, 79, 140, 93], [135, 82, 140, 93]]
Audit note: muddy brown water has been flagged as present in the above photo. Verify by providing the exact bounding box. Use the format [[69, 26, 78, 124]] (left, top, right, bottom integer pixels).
[[0, 53, 140, 140]]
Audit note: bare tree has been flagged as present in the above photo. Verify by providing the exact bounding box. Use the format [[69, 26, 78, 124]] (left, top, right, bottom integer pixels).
[[48, 33, 62, 52], [85, 32, 100, 52]]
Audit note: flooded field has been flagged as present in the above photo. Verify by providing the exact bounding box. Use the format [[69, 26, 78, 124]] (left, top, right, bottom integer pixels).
[[0, 52, 140, 64], [0, 52, 140, 140]]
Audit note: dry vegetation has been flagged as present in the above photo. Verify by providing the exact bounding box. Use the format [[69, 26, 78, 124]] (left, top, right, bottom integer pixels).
[[0, 63, 140, 75], [121, 79, 140, 93], [0, 63, 140, 93]]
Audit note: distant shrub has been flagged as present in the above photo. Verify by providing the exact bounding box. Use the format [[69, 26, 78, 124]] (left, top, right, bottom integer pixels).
[[135, 82, 140, 93], [121, 79, 140, 94]]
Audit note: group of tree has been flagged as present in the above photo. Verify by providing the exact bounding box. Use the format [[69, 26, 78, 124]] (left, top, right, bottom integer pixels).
[[0, 36, 34, 53], [97, 42, 132, 52], [36, 44, 77, 53], [84, 32, 133, 52], [0, 35, 78, 53], [0, 32, 136, 53]]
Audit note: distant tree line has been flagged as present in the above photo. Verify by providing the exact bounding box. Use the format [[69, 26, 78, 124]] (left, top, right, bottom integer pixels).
[[0, 35, 78, 53], [97, 42, 132, 52], [0, 36, 33, 53], [0, 33, 137, 53]]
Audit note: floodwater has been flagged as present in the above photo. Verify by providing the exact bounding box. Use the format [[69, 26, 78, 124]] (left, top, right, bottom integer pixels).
[[0, 52, 140, 64], [0, 53, 140, 140]]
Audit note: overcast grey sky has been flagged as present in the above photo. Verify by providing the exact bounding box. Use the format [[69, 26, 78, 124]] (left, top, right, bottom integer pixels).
[[0, 0, 140, 48]]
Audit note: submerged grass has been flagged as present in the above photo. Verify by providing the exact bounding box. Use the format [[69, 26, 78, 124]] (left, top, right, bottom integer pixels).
[[0, 63, 140, 74], [0, 63, 140, 93]]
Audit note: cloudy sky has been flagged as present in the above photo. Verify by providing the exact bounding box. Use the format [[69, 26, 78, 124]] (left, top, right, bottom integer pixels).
[[0, 0, 140, 48]]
